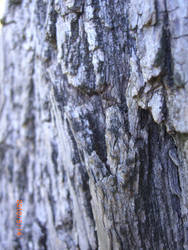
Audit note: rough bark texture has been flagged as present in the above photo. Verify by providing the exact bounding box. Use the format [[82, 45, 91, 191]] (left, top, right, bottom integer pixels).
[[0, 0, 188, 249]]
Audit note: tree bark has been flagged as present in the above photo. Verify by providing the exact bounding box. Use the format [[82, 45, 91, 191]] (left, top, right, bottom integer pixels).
[[0, 0, 188, 249]]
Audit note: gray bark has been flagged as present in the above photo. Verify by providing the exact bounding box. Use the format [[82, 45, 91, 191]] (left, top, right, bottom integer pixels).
[[0, 0, 188, 249]]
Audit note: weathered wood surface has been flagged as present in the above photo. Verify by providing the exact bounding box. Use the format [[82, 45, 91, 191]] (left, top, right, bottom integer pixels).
[[0, 0, 188, 249]]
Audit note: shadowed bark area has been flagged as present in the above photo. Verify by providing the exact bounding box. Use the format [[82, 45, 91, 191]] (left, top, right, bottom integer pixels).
[[0, 0, 188, 249]]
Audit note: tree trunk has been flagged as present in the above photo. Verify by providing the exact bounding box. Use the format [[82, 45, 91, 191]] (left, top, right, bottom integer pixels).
[[0, 0, 188, 249]]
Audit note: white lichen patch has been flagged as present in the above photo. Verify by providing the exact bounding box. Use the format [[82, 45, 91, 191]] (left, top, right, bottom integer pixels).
[[148, 88, 164, 124], [129, 0, 156, 30], [64, 0, 76, 9], [137, 27, 162, 82], [84, 21, 98, 51], [92, 49, 104, 89], [127, 51, 145, 99]]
